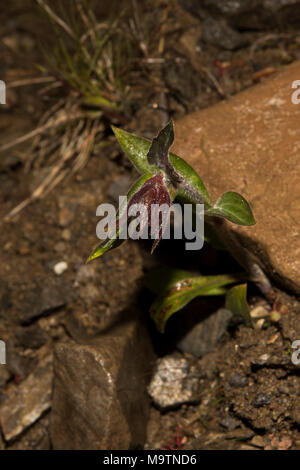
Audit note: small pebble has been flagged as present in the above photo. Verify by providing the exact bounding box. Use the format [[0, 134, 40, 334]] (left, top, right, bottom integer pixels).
[[229, 372, 248, 388], [53, 261, 68, 275], [258, 353, 270, 363], [254, 318, 265, 329], [61, 229, 71, 241], [252, 393, 271, 408], [250, 306, 269, 319]]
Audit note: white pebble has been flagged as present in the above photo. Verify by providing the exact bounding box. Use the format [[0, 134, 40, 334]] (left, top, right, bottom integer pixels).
[[53, 261, 68, 275]]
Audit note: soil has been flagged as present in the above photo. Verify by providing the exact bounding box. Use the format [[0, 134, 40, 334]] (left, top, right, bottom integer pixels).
[[0, 0, 300, 450]]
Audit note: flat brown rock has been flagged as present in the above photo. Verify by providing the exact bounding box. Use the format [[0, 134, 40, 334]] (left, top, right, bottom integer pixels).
[[0, 352, 52, 441], [51, 316, 155, 450], [173, 61, 300, 293]]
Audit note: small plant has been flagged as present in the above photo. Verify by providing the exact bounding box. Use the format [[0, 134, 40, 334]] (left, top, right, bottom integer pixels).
[[88, 121, 270, 331], [3, 0, 133, 220]]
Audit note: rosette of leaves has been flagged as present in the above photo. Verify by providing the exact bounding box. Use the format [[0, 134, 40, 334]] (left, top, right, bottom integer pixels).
[[87, 121, 256, 332]]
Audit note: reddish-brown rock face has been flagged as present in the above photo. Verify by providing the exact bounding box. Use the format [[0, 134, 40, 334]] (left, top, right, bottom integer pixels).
[[173, 61, 300, 293]]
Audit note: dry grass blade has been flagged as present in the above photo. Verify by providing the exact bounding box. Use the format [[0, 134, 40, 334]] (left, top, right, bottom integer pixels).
[[36, 0, 75, 39], [0, 108, 86, 154], [4, 0, 132, 221], [5, 116, 102, 221], [7, 76, 56, 88]]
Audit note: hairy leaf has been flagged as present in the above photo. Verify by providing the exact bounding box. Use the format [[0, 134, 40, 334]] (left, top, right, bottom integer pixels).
[[147, 120, 174, 167], [206, 191, 255, 226], [111, 125, 212, 207], [146, 121, 182, 185], [149, 272, 241, 333]]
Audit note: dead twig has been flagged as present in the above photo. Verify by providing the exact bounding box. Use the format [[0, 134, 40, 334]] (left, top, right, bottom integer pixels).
[[7, 76, 56, 88], [202, 66, 227, 99]]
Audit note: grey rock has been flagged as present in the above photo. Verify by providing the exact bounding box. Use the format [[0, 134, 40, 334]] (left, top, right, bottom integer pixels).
[[0, 351, 53, 441], [229, 372, 248, 388], [180, 0, 300, 30], [147, 354, 202, 409], [202, 17, 248, 50], [252, 393, 271, 408], [50, 316, 155, 450], [16, 281, 76, 324], [219, 415, 242, 431], [177, 309, 232, 358]]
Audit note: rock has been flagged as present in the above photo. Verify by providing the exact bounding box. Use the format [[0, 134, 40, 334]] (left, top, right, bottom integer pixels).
[[5, 340, 33, 378], [249, 435, 266, 448], [229, 372, 248, 388], [180, 0, 300, 30], [177, 309, 232, 358], [15, 324, 47, 349], [147, 354, 202, 409], [50, 316, 154, 450], [0, 351, 52, 441], [219, 415, 241, 431], [16, 280, 76, 324], [173, 61, 300, 293], [202, 17, 248, 50], [7, 415, 50, 450], [0, 366, 10, 387], [252, 393, 271, 408], [53, 261, 68, 276], [250, 305, 269, 319]]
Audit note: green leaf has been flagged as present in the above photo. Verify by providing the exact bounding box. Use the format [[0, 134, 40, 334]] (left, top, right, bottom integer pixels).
[[225, 283, 252, 326], [111, 126, 212, 207], [111, 125, 153, 174], [87, 237, 124, 262], [206, 191, 256, 226], [149, 272, 241, 333], [82, 95, 121, 110], [144, 268, 198, 295]]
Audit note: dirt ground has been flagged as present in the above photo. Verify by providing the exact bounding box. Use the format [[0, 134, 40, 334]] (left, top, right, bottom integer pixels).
[[1, 0, 300, 450]]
